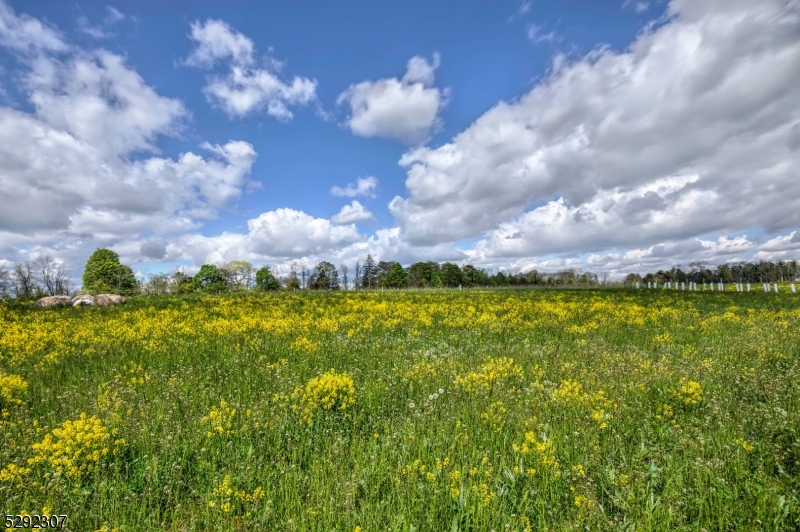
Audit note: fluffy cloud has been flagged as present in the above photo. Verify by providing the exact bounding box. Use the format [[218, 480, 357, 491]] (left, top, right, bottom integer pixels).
[[0, 1, 66, 52], [391, 0, 800, 253], [330, 176, 378, 198], [247, 209, 361, 256], [337, 54, 447, 144], [185, 19, 317, 119], [26, 50, 187, 157], [331, 201, 376, 225], [0, 3, 257, 275], [176, 208, 363, 266]]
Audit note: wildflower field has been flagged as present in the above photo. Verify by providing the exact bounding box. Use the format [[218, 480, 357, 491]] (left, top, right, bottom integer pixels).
[[1, 289, 799, 531]]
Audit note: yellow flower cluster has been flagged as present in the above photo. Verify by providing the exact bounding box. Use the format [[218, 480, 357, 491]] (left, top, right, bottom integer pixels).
[[0, 462, 31, 488], [291, 336, 318, 353], [512, 431, 560, 478], [553, 379, 585, 404], [404, 358, 453, 381], [207, 473, 265, 514], [0, 371, 28, 406], [553, 379, 617, 429], [298, 369, 356, 424], [674, 378, 703, 406], [455, 356, 523, 393], [480, 401, 508, 432], [201, 400, 237, 438], [28, 414, 119, 479], [733, 437, 755, 453]]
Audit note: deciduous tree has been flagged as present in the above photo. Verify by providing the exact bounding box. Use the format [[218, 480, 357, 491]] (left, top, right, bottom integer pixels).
[[192, 264, 226, 293], [255, 266, 280, 291], [82, 249, 136, 295]]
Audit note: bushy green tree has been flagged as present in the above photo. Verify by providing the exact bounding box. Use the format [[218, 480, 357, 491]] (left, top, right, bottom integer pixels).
[[255, 266, 280, 291], [408, 261, 442, 288], [461, 264, 488, 286], [384, 262, 408, 288], [82, 248, 136, 294], [192, 264, 226, 293], [309, 261, 339, 290], [441, 262, 464, 287]]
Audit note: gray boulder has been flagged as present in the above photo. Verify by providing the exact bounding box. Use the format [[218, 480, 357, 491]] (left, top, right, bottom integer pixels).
[[96, 294, 126, 306], [72, 294, 96, 307], [36, 295, 72, 308]]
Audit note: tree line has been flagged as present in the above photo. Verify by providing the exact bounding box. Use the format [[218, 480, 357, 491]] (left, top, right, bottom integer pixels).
[[623, 260, 800, 286], [2, 248, 797, 299]]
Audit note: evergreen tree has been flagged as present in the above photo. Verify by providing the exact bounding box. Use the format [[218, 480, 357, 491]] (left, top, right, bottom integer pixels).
[[362, 254, 377, 288], [385, 262, 409, 288]]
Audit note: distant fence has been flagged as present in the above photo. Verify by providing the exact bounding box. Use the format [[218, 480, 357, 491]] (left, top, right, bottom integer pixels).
[[636, 281, 797, 293]]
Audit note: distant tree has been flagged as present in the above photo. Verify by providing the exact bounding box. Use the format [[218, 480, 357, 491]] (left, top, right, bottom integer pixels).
[[255, 266, 280, 291], [408, 261, 442, 288], [716, 264, 733, 283], [82, 248, 136, 295], [169, 269, 194, 293], [285, 262, 301, 290], [461, 264, 488, 287], [143, 273, 170, 295], [624, 273, 642, 287], [0, 264, 10, 299], [12, 261, 37, 299], [193, 264, 226, 293], [339, 264, 349, 290], [441, 262, 464, 287], [375, 261, 393, 287], [309, 261, 340, 290], [354, 261, 362, 290], [362, 254, 377, 288], [523, 269, 542, 285], [384, 262, 408, 289], [33, 255, 59, 296], [225, 260, 254, 290]]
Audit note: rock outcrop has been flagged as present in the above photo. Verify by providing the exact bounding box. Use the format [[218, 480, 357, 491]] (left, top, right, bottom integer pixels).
[[72, 294, 96, 307], [36, 295, 72, 308], [96, 294, 126, 306]]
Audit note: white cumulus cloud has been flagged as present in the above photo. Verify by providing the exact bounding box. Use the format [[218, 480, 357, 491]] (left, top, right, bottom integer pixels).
[[0, 3, 258, 277], [185, 19, 317, 120], [337, 53, 447, 144], [330, 176, 378, 198], [390, 0, 800, 253], [331, 201, 376, 225]]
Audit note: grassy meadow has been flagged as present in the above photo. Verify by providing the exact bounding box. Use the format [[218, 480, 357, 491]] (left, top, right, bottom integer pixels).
[[1, 289, 799, 531]]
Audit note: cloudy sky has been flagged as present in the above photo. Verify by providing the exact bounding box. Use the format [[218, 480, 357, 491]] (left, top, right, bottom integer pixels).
[[1, 0, 798, 281]]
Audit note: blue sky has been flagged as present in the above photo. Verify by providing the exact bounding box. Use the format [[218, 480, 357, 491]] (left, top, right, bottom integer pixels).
[[0, 0, 799, 282]]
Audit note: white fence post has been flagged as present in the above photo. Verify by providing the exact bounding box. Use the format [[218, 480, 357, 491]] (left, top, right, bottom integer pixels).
[[792, 284, 796, 293]]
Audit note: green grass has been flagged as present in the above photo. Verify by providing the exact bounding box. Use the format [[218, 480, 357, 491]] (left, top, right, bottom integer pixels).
[[1, 288, 799, 531]]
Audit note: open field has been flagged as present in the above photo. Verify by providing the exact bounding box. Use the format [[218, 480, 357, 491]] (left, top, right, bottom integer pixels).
[[1, 289, 799, 531]]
